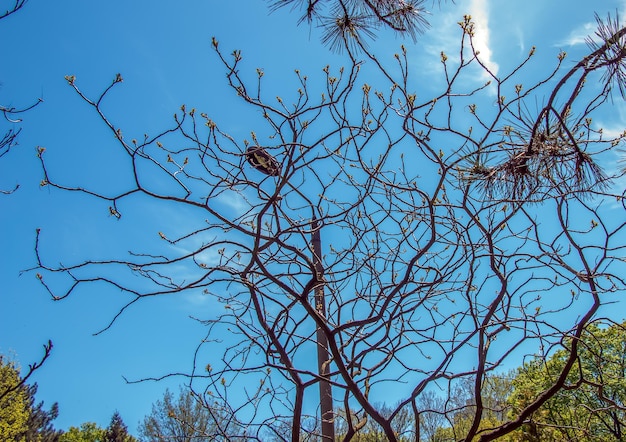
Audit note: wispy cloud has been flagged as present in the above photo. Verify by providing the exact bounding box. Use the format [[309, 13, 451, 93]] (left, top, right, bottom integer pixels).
[[468, 0, 499, 78], [595, 101, 626, 139], [557, 21, 596, 47], [215, 190, 248, 216], [418, 0, 498, 85], [557, 2, 626, 47]]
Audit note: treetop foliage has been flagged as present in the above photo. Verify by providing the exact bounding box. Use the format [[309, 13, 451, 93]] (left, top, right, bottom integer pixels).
[[508, 320, 626, 441], [138, 387, 243, 441], [0, 356, 30, 442], [104, 411, 136, 442], [0, 353, 61, 442]]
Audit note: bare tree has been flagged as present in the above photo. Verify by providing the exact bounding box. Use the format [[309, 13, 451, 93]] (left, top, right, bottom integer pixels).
[[0, 99, 42, 176], [33, 8, 626, 442], [415, 391, 446, 442], [139, 387, 241, 441]]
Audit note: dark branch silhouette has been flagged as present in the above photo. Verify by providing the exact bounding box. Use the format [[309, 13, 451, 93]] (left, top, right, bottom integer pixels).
[[0, 340, 53, 402], [32, 10, 626, 442]]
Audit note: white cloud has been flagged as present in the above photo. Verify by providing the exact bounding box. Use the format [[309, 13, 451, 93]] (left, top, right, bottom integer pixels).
[[468, 0, 499, 78], [417, 0, 498, 85], [557, 2, 626, 47], [183, 290, 214, 307], [595, 101, 626, 139], [215, 189, 249, 216], [557, 21, 596, 47], [599, 124, 626, 140]]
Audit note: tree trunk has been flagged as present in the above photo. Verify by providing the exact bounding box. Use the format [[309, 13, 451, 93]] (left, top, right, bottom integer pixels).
[[312, 216, 335, 441]]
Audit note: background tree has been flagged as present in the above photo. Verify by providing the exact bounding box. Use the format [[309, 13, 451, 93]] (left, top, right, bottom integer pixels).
[[59, 422, 105, 442], [434, 374, 513, 441], [0, 351, 60, 442], [0, 341, 53, 403], [0, 356, 30, 441], [508, 320, 626, 441], [333, 402, 416, 441], [22, 382, 62, 442], [34, 6, 626, 442], [104, 411, 136, 442], [138, 386, 243, 441], [415, 390, 449, 442]]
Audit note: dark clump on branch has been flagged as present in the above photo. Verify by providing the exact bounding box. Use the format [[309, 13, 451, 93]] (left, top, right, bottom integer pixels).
[[246, 146, 281, 176], [586, 11, 626, 98], [464, 139, 608, 202], [269, 0, 431, 51], [461, 102, 611, 202]]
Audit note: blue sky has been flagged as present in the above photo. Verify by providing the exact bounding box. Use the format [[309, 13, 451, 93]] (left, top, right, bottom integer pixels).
[[1, 0, 625, 435]]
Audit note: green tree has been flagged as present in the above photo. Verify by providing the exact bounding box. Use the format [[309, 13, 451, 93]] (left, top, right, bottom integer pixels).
[[59, 422, 105, 442], [432, 374, 514, 441], [138, 387, 243, 441], [104, 411, 136, 442], [0, 348, 60, 442], [333, 403, 416, 441], [508, 321, 626, 441], [0, 356, 30, 442], [23, 382, 62, 442]]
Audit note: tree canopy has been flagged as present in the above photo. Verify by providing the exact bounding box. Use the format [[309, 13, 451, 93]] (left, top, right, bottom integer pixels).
[[0, 352, 61, 442], [104, 411, 136, 442], [508, 321, 626, 441], [57, 413, 137, 442], [138, 387, 243, 441], [59, 423, 106, 442], [0, 356, 30, 441]]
